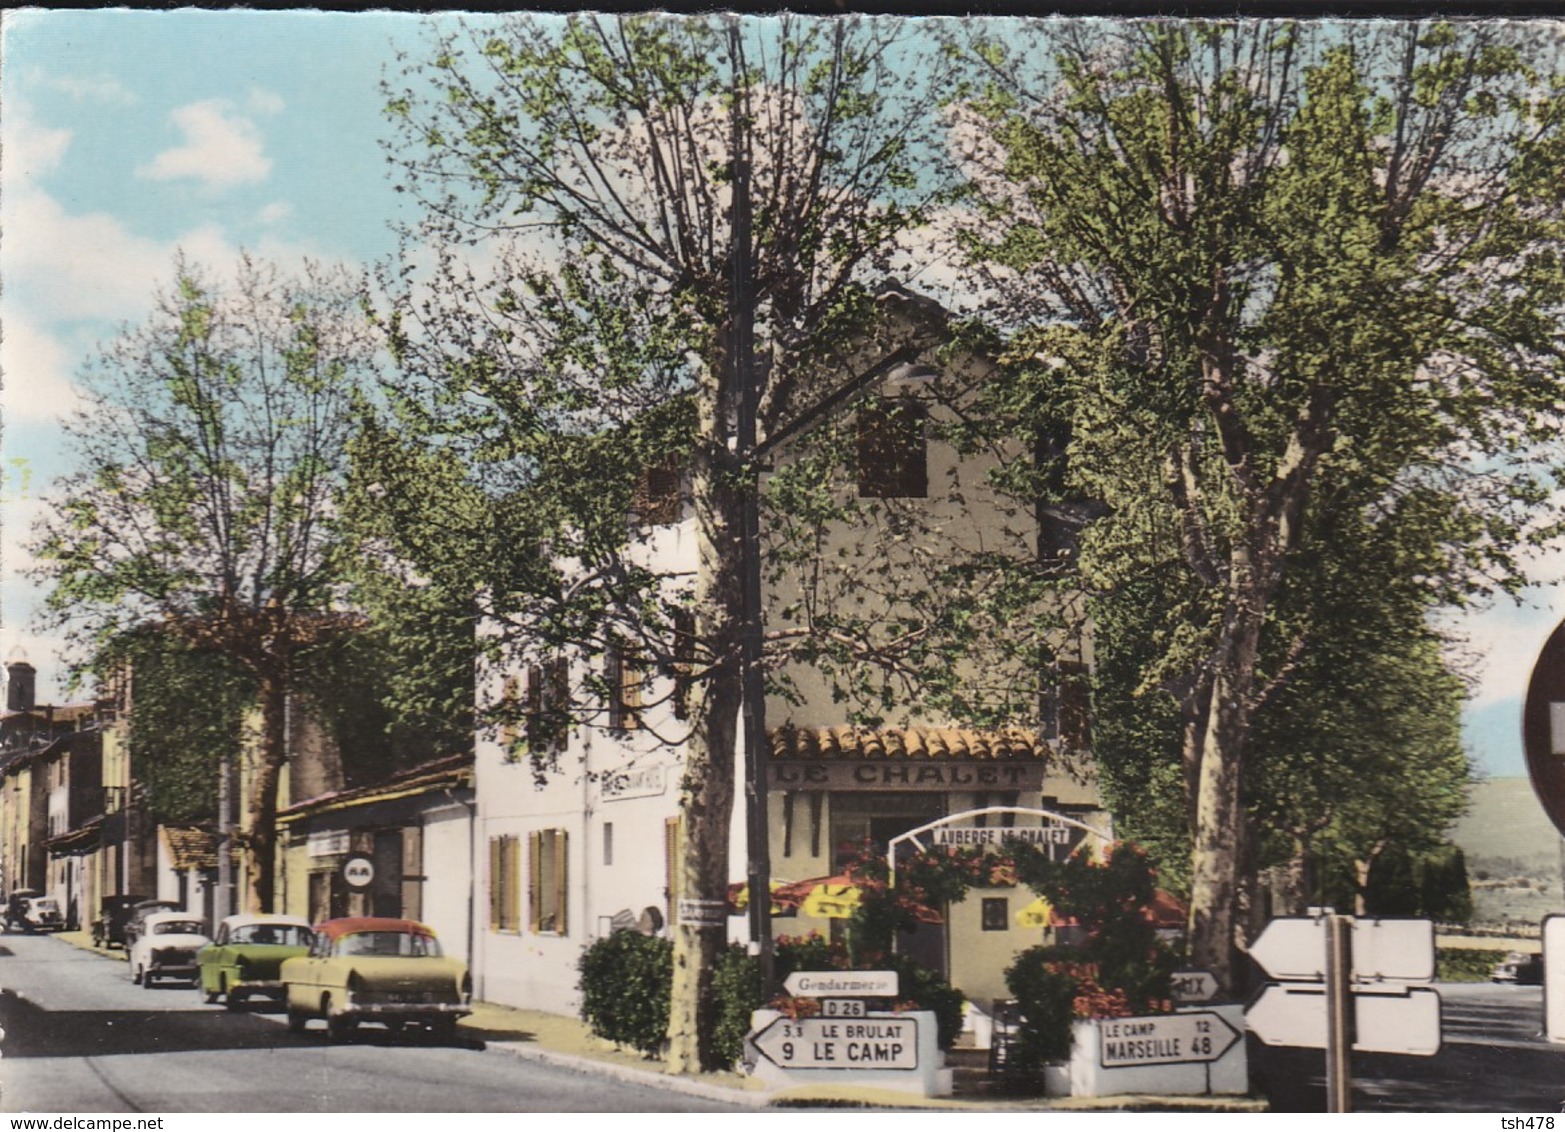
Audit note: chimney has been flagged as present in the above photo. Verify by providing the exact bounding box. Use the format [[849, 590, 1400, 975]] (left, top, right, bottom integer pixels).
[[5, 661, 36, 713]]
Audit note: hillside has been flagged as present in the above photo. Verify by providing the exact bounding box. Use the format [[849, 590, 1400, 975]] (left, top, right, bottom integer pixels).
[[1453, 777, 1563, 927]]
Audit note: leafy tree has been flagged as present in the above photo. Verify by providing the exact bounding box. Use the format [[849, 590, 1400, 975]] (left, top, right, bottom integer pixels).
[[375, 12, 964, 1071], [961, 19, 1565, 987], [31, 254, 378, 911]]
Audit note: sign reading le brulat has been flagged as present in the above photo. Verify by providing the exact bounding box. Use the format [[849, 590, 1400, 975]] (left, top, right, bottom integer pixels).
[[770, 761, 1043, 792]]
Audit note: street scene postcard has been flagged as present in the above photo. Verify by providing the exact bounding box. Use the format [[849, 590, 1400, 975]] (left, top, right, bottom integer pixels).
[[3, 5, 1565, 1119]]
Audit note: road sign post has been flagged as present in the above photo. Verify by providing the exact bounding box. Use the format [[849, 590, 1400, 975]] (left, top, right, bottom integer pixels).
[[1246, 912, 1441, 1113]]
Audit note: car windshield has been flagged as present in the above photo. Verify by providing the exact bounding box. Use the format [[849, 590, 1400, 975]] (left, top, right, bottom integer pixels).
[[152, 920, 205, 935], [231, 924, 312, 947], [334, 930, 441, 958], [31, 899, 58, 912]]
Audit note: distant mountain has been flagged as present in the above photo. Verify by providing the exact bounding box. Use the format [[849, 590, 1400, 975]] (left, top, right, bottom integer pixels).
[[1454, 777, 1562, 925], [1455, 777, 1560, 874]]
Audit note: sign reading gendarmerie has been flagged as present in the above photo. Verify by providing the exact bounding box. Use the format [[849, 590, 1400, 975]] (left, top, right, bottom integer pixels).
[[752, 1016, 918, 1070], [1098, 1012, 1241, 1068], [933, 826, 1072, 847], [783, 970, 899, 997]]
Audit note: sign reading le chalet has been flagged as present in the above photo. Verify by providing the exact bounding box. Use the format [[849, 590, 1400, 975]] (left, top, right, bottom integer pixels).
[[770, 761, 1043, 792], [932, 825, 1072, 847]]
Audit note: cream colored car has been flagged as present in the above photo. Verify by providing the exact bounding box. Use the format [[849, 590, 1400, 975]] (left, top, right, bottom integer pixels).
[[280, 917, 470, 1042]]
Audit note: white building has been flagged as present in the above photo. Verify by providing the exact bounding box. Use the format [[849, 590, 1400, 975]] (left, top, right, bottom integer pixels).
[[473, 289, 1109, 1021]]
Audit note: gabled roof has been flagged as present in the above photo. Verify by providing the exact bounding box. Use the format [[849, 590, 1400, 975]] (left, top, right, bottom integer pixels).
[[161, 826, 221, 871]]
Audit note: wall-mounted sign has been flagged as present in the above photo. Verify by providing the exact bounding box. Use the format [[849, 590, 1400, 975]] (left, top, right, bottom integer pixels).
[[602, 764, 666, 802], [308, 831, 350, 858], [342, 855, 375, 889], [770, 761, 1043, 792]]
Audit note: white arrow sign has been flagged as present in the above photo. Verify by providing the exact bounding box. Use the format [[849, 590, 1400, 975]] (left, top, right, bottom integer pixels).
[[751, 1015, 918, 1070], [1245, 984, 1442, 1055], [782, 970, 899, 998], [1249, 917, 1326, 981], [1171, 969, 1221, 1004], [1351, 918, 1435, 983], [1097, 1011, 1241, 1067]]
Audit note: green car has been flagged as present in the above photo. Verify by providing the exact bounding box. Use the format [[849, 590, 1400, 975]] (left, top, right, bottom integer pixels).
[[197, 913, 315, 1008]]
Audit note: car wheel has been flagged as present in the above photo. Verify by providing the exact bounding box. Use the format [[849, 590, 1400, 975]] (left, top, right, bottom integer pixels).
[[286, 1005, 308, 1034], [327, 1008, 358, 1045], [142, 969, 155, 989], [427, 1016, 458, 1044], [225, 988, 247, 1011], [132, 964, 143, 985]]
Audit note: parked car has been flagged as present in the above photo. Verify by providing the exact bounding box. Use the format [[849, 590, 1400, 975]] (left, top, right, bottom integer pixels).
[[4, 890, 41, 932], [197, 914, 315, 1008], [123, 899, 180, 949], [92, 894, 149, 949], [5, 891, 64, 933], [281, 917, 470, 1042], [129, 911, 212, 988], [1491, 951, 1544, 985]]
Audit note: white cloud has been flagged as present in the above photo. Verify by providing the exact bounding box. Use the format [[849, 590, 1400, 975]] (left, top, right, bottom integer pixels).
[[38, 73, 136, 105], [0, 316, 82, 426], [258, 201, 294, 225], [136, 99, 272, 189], [247, 88, 285, 116]]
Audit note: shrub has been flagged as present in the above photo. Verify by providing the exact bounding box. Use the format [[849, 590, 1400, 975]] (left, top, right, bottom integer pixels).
[[711, 943, 764, 1067], [1004, 945, 1079, 1066], [578, 931, 672, 1056]]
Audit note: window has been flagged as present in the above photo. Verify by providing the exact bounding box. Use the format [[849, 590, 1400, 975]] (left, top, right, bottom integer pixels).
[[523, 657, 570, 751], [856, 397, 927, 498], [607, 641, 644, 731], [489, 834, 521, 932], [529, 828, 568, 935], [982, 897, 1009, 932], [1042, 660, 1091, 751], [634, 460, 683, 526], [603, 822, 614, 867]]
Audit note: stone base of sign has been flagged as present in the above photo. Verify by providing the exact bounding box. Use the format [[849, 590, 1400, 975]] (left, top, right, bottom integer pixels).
[[1066, 1005, 1248, 1097], [745, 1009, 950, 1097]]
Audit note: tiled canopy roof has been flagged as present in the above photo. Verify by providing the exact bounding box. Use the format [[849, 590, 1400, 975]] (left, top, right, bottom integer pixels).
[[163, 826, 221, 871], [768, 725, 1045, 761]]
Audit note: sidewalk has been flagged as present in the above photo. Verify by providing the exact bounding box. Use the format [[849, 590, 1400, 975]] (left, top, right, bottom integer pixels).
[[54, 929, 1267, 1111]]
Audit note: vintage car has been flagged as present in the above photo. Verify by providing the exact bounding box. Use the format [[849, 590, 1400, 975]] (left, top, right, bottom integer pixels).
[[5, 891, 64, 933], [1491, 950, 1544, 985], [280, 917, 470, 1041], [123, 899, 180, 949], [197, 913, 315, 1008], [93, 894, 150, 949], [129, 911, 212, 988]]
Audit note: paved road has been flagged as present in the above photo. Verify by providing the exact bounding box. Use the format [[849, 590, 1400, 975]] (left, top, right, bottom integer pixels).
[[1249, 981, 1565, 1113], [0, 932, 745, 1113]]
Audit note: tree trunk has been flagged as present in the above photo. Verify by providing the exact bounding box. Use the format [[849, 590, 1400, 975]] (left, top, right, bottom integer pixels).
[[1186, 566, 1267, 992], [1353, 840, 1387, 916], [244, 669, 288, 913], [665, 432, 746, 1075]]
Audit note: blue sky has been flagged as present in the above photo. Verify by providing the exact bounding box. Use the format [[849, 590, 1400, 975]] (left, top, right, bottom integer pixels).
[[2, 8, 1563, 783]]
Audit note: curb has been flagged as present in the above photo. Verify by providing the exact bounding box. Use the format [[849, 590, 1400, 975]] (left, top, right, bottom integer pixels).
[[484, 1039, 775, 1108]]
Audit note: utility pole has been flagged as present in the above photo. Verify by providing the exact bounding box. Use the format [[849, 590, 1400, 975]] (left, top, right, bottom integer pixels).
[[730, 20, 774, 997]]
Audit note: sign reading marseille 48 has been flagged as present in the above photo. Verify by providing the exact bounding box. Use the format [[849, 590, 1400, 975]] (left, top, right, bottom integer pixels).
[[1098, 1011, 1241, 1068]]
